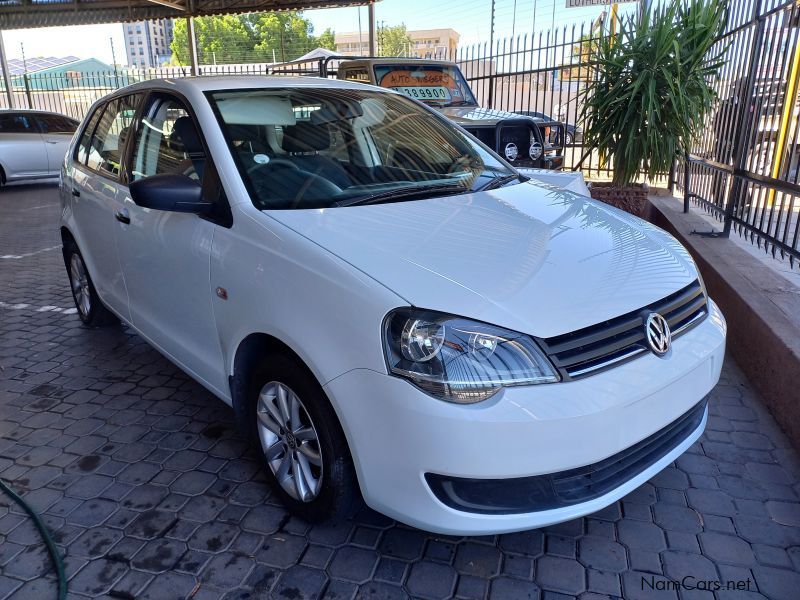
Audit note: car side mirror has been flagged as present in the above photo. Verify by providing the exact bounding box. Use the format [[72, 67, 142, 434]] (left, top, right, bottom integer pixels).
[[129, 174, 212, 214]]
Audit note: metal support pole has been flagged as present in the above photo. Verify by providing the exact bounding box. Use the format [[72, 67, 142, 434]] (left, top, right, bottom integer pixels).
[[0, 30, 13, 109], [488, 0, 496, 109], [611, 3, 619, 36], [683, 158, 691, 213], [23, 74, 32, 109], [186, 16, 199, 76], [669, 156, 676, 193], [368, 2, 376, 56]]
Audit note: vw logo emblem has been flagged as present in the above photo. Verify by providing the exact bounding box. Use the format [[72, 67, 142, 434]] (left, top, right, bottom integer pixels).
[[504, 143, 519, 161], [645, 313, 672, 357]]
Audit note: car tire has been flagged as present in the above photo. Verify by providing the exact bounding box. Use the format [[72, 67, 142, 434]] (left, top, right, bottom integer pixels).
[[565, 132, 574, 146], [64, 242, 118, 327], [249, 353, 359, 522]]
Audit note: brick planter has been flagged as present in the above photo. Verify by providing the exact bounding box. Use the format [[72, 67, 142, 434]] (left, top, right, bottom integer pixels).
[[589, 182, 649, 217]]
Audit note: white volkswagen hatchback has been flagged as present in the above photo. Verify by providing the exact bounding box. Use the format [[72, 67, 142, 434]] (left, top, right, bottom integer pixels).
[[60, 77, 726, 535]]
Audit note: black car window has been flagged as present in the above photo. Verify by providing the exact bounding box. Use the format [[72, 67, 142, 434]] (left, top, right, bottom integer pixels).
[[34, 113, 79, 134], [130, 96, 205, 183], [0, 113, 33, 133], [85, 94, 140, 178]]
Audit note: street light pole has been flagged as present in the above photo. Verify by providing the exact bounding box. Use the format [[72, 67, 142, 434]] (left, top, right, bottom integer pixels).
[[110, 37, 119, 88]]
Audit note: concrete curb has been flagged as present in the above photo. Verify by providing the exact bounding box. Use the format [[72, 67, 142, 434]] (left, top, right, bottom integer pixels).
[[645, 195, 800, 450]]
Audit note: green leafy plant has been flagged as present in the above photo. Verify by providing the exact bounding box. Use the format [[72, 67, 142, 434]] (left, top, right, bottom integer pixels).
[[582, 0, 728, 186]]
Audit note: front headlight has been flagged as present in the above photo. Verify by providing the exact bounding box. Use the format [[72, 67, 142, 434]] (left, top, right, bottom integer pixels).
[[383, 308, 559, 403]]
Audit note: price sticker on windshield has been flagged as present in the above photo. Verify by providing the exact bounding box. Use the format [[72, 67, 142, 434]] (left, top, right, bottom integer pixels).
[[394, 86, 452, 101]]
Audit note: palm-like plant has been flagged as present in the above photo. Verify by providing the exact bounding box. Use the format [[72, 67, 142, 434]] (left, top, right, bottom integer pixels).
[[582, 0, 728, 186]]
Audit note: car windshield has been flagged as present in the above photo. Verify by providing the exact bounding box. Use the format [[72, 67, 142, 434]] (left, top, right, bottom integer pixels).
[[373, 64, 478, 107], [207, 87, 516, 210]]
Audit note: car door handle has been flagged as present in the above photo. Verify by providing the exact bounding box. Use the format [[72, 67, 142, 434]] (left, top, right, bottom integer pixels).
[[45, 140, 59, 145], [71, 188, 80, 197], [115, 210, 131, 225]]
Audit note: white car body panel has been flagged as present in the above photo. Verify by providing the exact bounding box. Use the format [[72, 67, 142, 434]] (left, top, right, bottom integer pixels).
[[0, 131, 48, 179], [68, 167, 131, 317], [59, 77, 726, 535], [270, 182, 697, 338], [211, 204, 405, 389], [325, 301, 725, 534], [0, 110, 77, 181], [517, 168, 591, 197], [116, 193, 229, 396], [41, 132, 74, 174]]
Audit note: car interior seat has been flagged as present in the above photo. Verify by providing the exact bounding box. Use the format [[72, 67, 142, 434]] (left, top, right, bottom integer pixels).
[[280, 121, 350, 189], [169, 116, 206, 181]]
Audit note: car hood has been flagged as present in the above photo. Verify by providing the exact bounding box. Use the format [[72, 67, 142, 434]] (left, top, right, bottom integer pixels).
[[267, 182, 698, 338], [440, 106, 539, 126]]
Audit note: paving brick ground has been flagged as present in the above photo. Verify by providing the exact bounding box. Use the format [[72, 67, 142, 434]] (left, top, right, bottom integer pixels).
[[1, 183, 800, 600]]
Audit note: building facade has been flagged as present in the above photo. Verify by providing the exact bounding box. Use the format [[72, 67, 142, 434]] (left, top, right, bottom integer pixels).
[[335, 28, 460, 59], [123, 19, 174, 68]]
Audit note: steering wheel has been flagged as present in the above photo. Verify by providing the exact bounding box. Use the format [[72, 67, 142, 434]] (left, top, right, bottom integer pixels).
[[246, 157, 299, 175]]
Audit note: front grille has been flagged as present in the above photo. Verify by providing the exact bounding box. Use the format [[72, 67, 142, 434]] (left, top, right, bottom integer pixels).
[[538, 280, 708, 380], [425, 396, 708, 515]]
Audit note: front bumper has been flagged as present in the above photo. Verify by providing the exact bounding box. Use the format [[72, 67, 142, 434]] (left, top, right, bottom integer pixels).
[[324, 300, 726, 535]]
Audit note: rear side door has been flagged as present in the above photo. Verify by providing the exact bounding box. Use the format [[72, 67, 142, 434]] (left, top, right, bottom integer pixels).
[[70, 95, 141, 319], [32, 113, 79, 175], [0, 112, 48, 179], [116, 92, 228, 395]]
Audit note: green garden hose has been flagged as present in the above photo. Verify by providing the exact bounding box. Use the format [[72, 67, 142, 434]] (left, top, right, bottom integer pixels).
[[0, 478, 67, 600]]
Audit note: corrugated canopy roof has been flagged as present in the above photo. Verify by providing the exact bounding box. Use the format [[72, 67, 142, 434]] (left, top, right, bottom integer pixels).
[[0, 0, 372, 29]]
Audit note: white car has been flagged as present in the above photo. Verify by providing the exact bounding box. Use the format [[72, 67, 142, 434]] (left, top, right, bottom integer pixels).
[[60, 77, 726, 535], [0, 109, 79, 186]]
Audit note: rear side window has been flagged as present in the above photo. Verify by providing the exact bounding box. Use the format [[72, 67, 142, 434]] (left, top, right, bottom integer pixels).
[[35, 114, 78, 134], [0, 113, 33, 133], [84, 94, 140, 177]]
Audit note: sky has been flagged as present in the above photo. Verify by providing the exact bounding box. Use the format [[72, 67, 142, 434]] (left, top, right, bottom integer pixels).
[[0, 0, 641, 65]]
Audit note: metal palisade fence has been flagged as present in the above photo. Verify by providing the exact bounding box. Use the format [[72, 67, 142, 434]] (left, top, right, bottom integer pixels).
[[675, 0, 800, 269], [452, 20, 608, 176], [2, 2, 799, 269]]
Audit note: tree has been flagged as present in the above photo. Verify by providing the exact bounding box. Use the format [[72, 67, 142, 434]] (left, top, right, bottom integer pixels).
[[171, 15, 255, 65], [170, 11, 331, 65], [317, 28, 336, 51], [252, 12, 319, 62], [581, 0, 728, 185], [378, 24, 413, 57]]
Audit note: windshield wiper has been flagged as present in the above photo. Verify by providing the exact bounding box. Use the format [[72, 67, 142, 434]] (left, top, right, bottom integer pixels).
[[336, 184, 468, 208], [477, 174, 520, 191]]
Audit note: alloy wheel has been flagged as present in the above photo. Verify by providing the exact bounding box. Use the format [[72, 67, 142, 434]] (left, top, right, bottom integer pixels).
[[70, 253, 91, 317], [257, 381, 323, 502]]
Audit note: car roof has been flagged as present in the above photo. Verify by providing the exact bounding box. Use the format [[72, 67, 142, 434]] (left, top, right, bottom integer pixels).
[[339, 58, 457, 67], [0, 108, 76, 118], [115, 75, 380, 95]]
